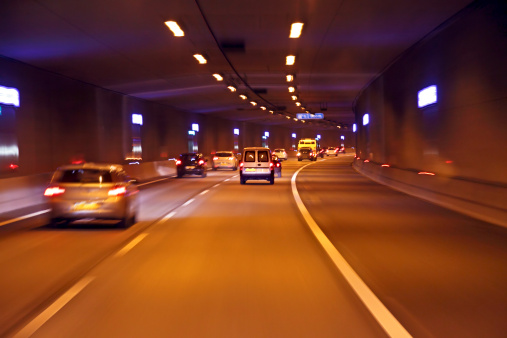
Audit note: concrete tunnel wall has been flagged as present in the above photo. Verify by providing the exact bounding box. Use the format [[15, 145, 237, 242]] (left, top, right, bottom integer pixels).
[[353, 0, 507, 226]]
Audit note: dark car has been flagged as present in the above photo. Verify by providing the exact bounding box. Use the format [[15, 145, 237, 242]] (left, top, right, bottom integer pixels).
[[176, 153, 208, 178], [297, 147, 316, 161], [272, 154, 282, 178]]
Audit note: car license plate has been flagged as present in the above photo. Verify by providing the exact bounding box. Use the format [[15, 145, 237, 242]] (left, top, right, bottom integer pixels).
[[220, 162, 227, 165], [72, 202, 100, 211], [245, 168, 257, 172], [185, 166, 195, 170]]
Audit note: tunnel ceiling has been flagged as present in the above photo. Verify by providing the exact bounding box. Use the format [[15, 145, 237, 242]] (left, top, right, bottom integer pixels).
[[0, 0, 472, 130]]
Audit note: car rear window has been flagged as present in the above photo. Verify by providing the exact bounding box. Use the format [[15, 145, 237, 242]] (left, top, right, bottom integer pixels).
[[181, 154, 199, 165], [58, 169, 113, 183], [216, 152, 232, 157], [258, 151, 269, 162], [244, 151, 256, 162]]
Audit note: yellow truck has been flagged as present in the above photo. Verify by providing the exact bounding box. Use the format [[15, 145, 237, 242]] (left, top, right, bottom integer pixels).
[[297, 138, 317, 152]]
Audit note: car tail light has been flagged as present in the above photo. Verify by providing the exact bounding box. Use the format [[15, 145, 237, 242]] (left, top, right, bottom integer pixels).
[[108, 185, 127, 197], [228, 157, 234, 160], [198, 159, 205, 165], [213, 156, 219, 161], [239, 162, 244, 168], [297, 152, 301, 156], [176, 159, 182, 166], [44, 186, 65, 197], [270, 162, 274, 168], [276, 163, 281, 167]]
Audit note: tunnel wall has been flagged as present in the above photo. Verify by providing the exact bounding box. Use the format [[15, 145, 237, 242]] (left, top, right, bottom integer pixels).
[[353, 0, 507, 226], [0, 56, 344, 180]]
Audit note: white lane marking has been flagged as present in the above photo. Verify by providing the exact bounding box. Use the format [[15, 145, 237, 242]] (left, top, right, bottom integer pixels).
[[164, 211, 176, 220], [199, 190, 209, 196], [212, 184, 221, 188], [14, 276, 95, 338], [291, 164, 412, 338], [182, 198, 194, 207], [114, 233, 149, 258], [137, 177, 169, 186], [0, 209, 50, 227]]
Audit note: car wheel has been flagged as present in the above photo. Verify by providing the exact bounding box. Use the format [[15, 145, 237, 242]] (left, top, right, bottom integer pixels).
[[213, 167, 217, 171], [49, 218, 67, 228], [240, 177, 246, 184], [118, 213, 132, 228], [201, 170, 207, 178], [269, 173, 275, 184], [298, 158, 302, 161], [233, 166, 237, 171], [277, 171, 282, 178]]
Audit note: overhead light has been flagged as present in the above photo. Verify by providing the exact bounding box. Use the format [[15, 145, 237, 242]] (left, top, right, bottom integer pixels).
[[239, 94, 247, 100], [164, 21, 184, 37], [290, 22, 304, 38], [286, 55, 295, 65], [213, 73, 223, 81], [291, 95, 298, 100], [227, 85, 237, 92], [288, 86, 295, 93], [295, 102, 301, 106], [193, 54, 207, 64], [269, 110, 274, 114], [250, 101, 257, 106], [294, 118, 298, 121], [286, 116, 291, 119], [260, 106, 266, 110], [286, 74, 294, 82]]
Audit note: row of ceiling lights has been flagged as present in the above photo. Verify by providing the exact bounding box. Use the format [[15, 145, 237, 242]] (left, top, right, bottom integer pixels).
[[164, 20, 340, 128]]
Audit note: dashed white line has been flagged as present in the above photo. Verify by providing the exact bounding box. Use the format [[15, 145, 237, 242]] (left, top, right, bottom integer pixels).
[[0, 209, 50, 227], [13, 276, 95, 338], [114, 233, 149, 258], [291, 164, 412, 338], [199, 190, 209, 196], [182, 198, 194, 207]]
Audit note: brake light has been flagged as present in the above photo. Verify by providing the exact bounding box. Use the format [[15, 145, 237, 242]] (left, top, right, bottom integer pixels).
[[276, 163, 281, 167], [198, 159, 205, 165], [9, 163, 19, 170], [44, 186, 65, 197], [108, 185, 127, 197], [297, 152, 301, 156], [270, 162, 274, 168], [239, 162, 244, 168], [176, 159, 182, 165], [213, 157, 218, 161], [228, 157, 234, 160]]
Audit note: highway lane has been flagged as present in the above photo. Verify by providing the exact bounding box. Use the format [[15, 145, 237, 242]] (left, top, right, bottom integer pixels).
[[296, 154, 507, 337], [4, 159, 388, 338], [0, 172, 243, 337], [1, 155, 505, 337]]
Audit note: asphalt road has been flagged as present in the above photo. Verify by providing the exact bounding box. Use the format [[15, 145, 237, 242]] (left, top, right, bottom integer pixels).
[[1, 154, 505, 337]]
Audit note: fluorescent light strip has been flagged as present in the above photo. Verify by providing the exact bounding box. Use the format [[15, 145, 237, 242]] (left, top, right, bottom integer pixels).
[[193, 54, 207, 64], [286, 55, 295, 65], [164, 21, 184, 37], [290, 22, 304, 38]]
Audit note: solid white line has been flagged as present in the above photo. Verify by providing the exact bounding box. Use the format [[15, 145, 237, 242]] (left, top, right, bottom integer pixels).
[[199, 190, 209, 196], [164, 211, 176, 220], [182, 198, 194, 207], [13, 276, 95, 338], [114, 233, 149, 258], [0, 209, 50, 227], [137, 177, 169, 186], [291, 164, 412, 338]]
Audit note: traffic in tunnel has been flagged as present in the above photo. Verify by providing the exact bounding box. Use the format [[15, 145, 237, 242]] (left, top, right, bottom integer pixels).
[[0, 0, 506, 337]]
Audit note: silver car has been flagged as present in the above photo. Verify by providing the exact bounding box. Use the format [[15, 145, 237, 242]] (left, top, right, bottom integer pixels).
[[44, 163, 139, 228], [212, 151, 238, 170]]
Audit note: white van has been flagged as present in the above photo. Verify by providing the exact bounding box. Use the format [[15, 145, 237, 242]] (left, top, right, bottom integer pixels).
[[239, 147, 274, 184]]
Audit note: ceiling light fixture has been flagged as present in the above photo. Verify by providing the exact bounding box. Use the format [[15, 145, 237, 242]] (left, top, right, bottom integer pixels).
[[286, 55, 295, 65], [193, 54, 207, 64], [239, 94, 247, 100], [295, 102, 301, 106], [291, 95, 298, 100], [286, 74, 294, 82], [290, 22, 304, 38], [250, 101, 257, 106], [164, 21, 184, 37], [212, 73, 223, 81], [260, 106, 266, 110], [288, 86, 295, 93], [227, 85, 237, 92]]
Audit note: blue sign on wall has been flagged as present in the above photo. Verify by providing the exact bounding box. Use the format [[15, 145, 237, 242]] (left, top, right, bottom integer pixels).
[[296, 113, 324, 120]]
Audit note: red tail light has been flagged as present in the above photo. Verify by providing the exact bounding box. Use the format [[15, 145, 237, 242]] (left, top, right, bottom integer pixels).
[[239, 162, 244, 168], [276, 163, 281, 167], [176, 159, 182, 165], [108, 185, 127, 197], [228, 157, 234, 160], [270, 162, 274, 168], [213, 157, 218, 161], [9, 164, 19, 170], [44, 186, 65, 197], [198, 159, 205, 165]]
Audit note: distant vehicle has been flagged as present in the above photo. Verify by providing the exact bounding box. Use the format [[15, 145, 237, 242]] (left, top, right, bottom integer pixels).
[[297, 147, 317, 161], [44, 163, 139, 228], [272, 154, 282, 177], [240, 147, 274, 184], [326, 147, 338, 156], [176, 153, 208, 178], [297, 138, 317, 152], [338, 146, 346, 153], [272, 148, 288, 161], [212, 151, 238, 170]]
